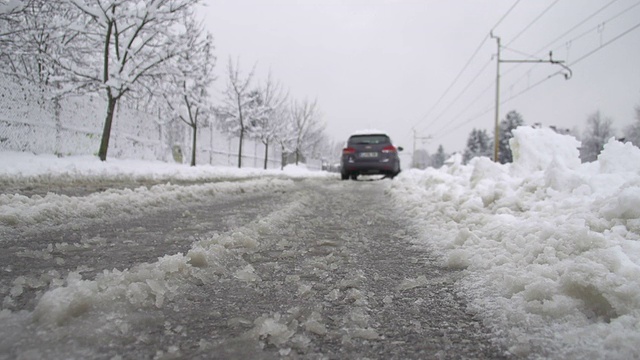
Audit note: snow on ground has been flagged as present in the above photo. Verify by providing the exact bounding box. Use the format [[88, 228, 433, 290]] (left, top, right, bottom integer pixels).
[[0, 151, 330, 184], [390, 126, 640, 359], [2, 127, 640, 358], [0, 187, 312, 358], [0, 152, 331, 230]]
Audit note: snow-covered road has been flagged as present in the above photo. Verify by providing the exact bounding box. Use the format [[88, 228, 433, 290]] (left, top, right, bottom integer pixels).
[[0, 177, 503, 359], [3, 124, 640, 359]]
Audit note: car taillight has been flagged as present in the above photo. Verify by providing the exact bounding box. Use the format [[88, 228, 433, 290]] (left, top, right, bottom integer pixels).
[[382, 145, 397, 153], [343, 147, 356, 155]]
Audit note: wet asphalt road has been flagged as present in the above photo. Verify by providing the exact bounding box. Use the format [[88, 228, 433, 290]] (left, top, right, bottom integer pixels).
[[0, 178, 507, 359]]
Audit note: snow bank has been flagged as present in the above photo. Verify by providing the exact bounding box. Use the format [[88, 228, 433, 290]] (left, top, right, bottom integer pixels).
[[0, 178, 294, 229], [391, 127, 640, 359], [0, 152, 333, 230], [0, 189, 309, 358], [0, 151, 331, 185]]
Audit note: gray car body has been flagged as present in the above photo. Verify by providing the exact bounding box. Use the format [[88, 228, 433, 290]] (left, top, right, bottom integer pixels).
[[340, 133, 402, 180]]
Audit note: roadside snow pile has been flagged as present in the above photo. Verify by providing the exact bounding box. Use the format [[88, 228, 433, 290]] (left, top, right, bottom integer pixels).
[[0, 178, 294, 229], [282, 163, 332, 178], [391, 126, 640, 359], [0, 191, 308, 357], [0, 151, 332, 185]]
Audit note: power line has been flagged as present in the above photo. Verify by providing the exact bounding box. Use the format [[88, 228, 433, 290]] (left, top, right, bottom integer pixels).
[[533, 0, 623, 56], [436, 18, 640, 141], [506, 0, 561, 47], [410, 34, 489, 129], [501, 46, 540, 59], [492, 0, 524, 32], [418, 59, 493, 132], [424, 1, 640, 143], [410, 0, 523, 130], [436, 84, 494, 133], [501, 20, 640, 106], [503, 1, 639, 79], [503, 1, 640, 94], [434, 105, 495, 138], [569, 20, 640, 66]]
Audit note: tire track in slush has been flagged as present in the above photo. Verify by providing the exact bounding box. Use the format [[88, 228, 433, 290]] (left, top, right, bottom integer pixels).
[[173, 180, 506, 359], [1, 179, 506, 359]]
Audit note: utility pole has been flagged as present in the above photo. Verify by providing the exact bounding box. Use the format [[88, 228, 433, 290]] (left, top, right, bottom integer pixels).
[[412, 128, 431, 168], [490, 32, 572, 162], [491, 33, 501, 164]]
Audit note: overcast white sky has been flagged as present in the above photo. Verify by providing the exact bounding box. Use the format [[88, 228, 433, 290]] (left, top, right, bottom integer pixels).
[[201, 0, 640, 157]]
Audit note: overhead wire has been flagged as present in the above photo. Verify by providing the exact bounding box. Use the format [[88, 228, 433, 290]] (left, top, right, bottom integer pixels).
[[568, 19, 640, 66], [423, 59, 494, 135], [492, 0, 524, 32], [433, 10, 640, 141], [502, 1, 640, 99], [469, 19, 640, 133], [505, 0, 561, 47], [410, 0, 523, 130], [410, 34, 489, 130], [419, 0, 640, 142], [503, 0, 639, 81], [432, 83, 495, 138], [532, 0, 622, 56]]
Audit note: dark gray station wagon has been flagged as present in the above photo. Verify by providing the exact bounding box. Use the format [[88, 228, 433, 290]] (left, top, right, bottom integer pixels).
[[340, 132, 403, 180]]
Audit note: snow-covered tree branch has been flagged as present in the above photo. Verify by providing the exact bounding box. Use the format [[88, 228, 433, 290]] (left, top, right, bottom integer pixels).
[[215, 57, 256, 168], [56, 0, 202, 161], [289, 98, 325, 165], [163, 15, 215, 167], [250, 73, 288, 169]]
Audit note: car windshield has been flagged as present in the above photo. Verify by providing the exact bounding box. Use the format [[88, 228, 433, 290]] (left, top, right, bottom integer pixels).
[[349, 135, 390, 145]]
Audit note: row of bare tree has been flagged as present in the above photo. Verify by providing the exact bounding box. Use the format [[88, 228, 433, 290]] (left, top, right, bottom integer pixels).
[[0, 0, 328, 168], [216, 59, 326, 169]]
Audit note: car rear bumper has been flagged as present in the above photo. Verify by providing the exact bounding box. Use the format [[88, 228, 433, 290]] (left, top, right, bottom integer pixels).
[[341, 162, 399, 174]]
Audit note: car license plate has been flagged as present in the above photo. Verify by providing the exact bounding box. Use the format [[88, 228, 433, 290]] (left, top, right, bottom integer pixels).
[[360, 152, 378, 158]]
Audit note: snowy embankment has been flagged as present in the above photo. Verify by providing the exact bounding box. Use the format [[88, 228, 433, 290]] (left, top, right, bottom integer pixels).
[[0, 151, 327, 186], [0, 153, 333, 357], [390, 127, 640, 359], [0, 152, 330, 229]]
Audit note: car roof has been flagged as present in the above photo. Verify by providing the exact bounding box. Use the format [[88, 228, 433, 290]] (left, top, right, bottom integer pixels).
[[349, 133, 388, 138], [349, 129, 389, 136]]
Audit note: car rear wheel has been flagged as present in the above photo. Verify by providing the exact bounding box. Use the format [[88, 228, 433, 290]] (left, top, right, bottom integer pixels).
[[341, 172, 349, 181], [350, 174, 358, 181]]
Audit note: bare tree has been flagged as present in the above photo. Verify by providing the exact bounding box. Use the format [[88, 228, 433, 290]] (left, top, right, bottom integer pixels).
[[273, 106, 296, 170], [216, 58, 256, 168], [250, 73, 288, 169], [580, 111, 615, 162], [289, 98, 325, 165], [163, 17, 215, 166], [54, 0, 201, 161]]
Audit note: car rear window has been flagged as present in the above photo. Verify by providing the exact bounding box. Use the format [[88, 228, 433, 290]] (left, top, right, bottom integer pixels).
[[348, 135, 390, 145]]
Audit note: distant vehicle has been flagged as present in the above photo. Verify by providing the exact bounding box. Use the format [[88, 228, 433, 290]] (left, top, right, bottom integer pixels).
[[340, 132, 403, 180]]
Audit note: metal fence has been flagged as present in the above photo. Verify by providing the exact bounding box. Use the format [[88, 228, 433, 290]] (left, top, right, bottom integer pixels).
[[0, 74, 296, 169]]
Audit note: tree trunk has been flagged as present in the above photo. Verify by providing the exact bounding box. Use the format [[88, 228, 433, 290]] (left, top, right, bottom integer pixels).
[[98, 17, 115, 162], [98, 95, 117, 161], [295, 148, 300, 165], [263, 140, 269, 170], [281, 144, 285, 170], [238, 128, 244, 168], [190, 124, 197, 167]]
